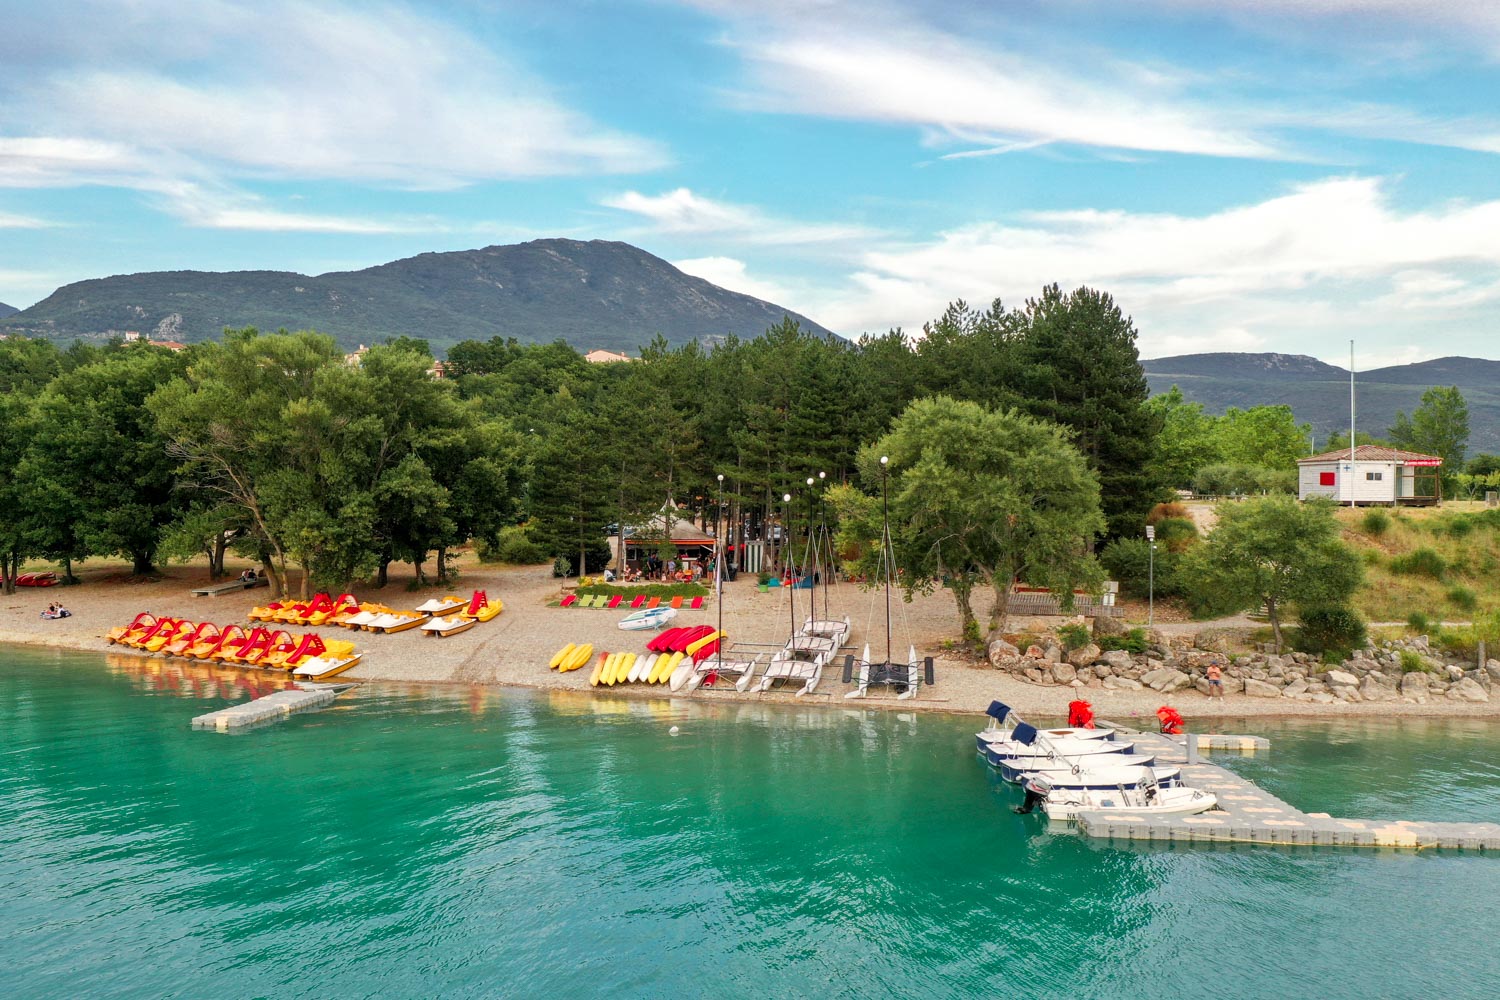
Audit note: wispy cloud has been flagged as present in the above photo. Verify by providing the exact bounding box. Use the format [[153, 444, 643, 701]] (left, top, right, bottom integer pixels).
[[0, 1, 666, 231], [673, 255, 796, 304], [815, 176, 1500, 355], [0, 210, 53, 228], [604, 188, 879, 245]]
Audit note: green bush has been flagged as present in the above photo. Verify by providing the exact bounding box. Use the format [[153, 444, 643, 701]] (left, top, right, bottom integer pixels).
[[1321, 650, 1345, 667], [576, 582, 710, 599], [1399, 649, 1431, 673], [1389, 547, 1447, 579], [1447, 585, 1478, 612], [1152, 517, 1200, 552], [1295, 606, 1367, 656], [1360, 549, 1382, 566], [552, 556, 572, 578], [1446, 517, 1473, 538], [1056, 623, 1092, 650], [1099, 537, 1181, 599], [1254, 467, 1298, 494], [1147, 502, 1190, 524], [1360, 509, 1390, 536], [478, 524, 548, 565], [1406, 611, 1431, 633], [1097, 627, 1149, 655]]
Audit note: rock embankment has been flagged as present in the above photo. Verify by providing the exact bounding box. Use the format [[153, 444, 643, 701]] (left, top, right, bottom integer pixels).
[[987, 632, 1496, 705]]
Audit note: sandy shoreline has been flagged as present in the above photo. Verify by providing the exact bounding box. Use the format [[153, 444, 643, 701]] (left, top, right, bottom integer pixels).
[[5, 557, 1498, 725]]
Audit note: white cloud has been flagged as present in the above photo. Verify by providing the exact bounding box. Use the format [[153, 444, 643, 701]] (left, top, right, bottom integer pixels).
[[151, 180, 450, 235], [605, 188, 878, 244], [816, 176, 1500, 358], [1, 2, 664, 188], [673, 256, 795, 303], [1148, 0, 1500, 57], [698, 1, 1278, 159], [0, 210, 52, 228]]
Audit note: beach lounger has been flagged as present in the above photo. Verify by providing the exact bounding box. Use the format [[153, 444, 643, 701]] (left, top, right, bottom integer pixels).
[[576, 595, 595, 608], [647, 597, 661, 609], [630, 595, 646, 608], [560, 594, 578, 607], [670, 596, 684, 609], [689, 596, 703, 609], [607, 595, 623, 609]]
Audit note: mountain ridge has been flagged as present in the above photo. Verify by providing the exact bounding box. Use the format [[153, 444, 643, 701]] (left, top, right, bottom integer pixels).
[[0, 239, 832, 354], [0, 301, 17, 319], [1143, 352, 1500, 455]]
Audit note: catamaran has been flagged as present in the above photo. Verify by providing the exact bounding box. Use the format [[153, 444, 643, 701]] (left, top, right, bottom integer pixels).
[[685, 477, 761, 693]]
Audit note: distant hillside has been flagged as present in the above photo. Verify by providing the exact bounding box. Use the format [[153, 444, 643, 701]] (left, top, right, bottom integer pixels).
[[0, 301, 17, 319], [0, 239, 832, 354], [1144, 353, 1500, 454]]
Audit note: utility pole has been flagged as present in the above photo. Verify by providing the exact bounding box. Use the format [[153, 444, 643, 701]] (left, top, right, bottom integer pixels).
[[1146, 524, 1156, 627]]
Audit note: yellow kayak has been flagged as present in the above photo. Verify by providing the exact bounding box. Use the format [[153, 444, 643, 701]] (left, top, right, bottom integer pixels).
[[565, 643, 593, 672], [549, 643, 576, 670], [589, 653, 608, 686], [685, 630, 723, 656]]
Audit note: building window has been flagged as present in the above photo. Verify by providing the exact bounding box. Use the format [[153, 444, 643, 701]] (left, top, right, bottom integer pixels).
[[1366, 472, 1383, 481], [1319, 472, 1336, 486]]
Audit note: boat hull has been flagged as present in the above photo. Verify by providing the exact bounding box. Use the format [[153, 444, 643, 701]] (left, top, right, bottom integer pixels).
[[997, 753, 1157, 783], [1021, 765, 1182, 792], [1044, 786, 1217, 823]]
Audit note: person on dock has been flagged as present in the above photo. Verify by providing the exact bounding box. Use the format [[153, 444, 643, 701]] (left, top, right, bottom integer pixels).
[[1206, 662, 1224, 699]]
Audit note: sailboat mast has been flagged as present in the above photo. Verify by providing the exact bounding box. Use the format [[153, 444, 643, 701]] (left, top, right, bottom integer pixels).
[[716, 474, 725, 641], [1349, 339, 1356, 509], [818, 470, 829, 620], [880, 455, 891, 665], [784, 491, 794, 638]]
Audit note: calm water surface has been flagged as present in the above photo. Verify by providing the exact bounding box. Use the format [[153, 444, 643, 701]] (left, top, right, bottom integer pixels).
[[2, 646, 1497, 998]]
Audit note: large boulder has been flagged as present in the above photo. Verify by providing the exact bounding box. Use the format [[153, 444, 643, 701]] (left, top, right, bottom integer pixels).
[[1399, 672, 1429, 698], [1051, 661, 1078, 684], [1324, 669, 1359, 688], [1066, 643, 1101, 668], [987, 639, 1021, 669], [1283, 679, 1309, 698], [1243, 678, 1282, 698], [1102, 650, 1133, 672], [1359, 676, 1394, 702], [1450, 678, 1490, 703], [1092, 614, 1127, 639], [1043, 643, 1063, 664], [1486, 659, 1500, 683]]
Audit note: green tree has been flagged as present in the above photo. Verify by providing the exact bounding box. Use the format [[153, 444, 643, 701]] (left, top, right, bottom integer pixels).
[[1389, 385, 1469, 476], [1144, 385, 1223, 489], [1181, 495, 1363, 651], [1008, 285, 1164, 538], [1322, 429, 1386, 453], [833, 396, 1105, 643], [1214, 405, 1311, 470]]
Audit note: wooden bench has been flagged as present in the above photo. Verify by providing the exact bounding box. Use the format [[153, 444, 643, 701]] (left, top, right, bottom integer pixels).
[[190, 577, 269, 598]]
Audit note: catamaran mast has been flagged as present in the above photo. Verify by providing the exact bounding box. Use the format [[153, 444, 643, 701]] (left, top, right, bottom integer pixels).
[[880, 455, 891, 665], [784, 491, 794, 638], [716, 473, 725, 641]]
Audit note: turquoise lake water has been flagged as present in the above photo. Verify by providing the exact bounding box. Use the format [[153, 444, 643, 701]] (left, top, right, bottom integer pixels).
[[3, 646, 1498, 999]]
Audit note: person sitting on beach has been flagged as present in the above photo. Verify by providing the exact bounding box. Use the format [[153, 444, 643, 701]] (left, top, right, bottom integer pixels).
[[603, 567, 615, 583], [238, 568, 258, 582]]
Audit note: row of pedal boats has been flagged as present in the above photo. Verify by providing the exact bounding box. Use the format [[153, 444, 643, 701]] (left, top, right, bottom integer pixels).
[[976, 720, 1219, 823], [248, 591, 502, 637]]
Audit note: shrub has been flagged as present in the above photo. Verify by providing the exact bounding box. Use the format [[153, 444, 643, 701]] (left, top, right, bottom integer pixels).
[[1321, 650, 1345, 667], [1295, 606, 1367, 656], [479, 524, 548, 565], [1360, 549, 1382, 566], [1447, 585, 1478, 613], [1153, 517, 1200, 552], [1056, 623, 1092, 650], [1406, 611, 1430, 633], [1389, 547, 1446, 579], [576, 581, 709, 599], [1147, 502, 1190, 524], [1399, 649, 1431, 673], [1254, 467, 1298, 494], [552, 555, 572, 578], [1446, 517, 1473, 538], [1360, 509, 1390, 536], [1098, 627, 1149, 655], [1099, 537, 1181, 599]]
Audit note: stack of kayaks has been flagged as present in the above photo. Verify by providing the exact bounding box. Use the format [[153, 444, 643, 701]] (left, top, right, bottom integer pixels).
[[104, 612, 362, 676], [549, 643, 595, 672]]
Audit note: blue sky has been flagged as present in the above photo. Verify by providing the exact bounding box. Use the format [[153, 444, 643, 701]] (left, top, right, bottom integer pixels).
[[3, 0, 1500, 365]]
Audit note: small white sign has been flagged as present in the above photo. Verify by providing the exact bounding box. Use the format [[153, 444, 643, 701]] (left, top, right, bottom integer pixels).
[[1145, 525, 1155, 540]]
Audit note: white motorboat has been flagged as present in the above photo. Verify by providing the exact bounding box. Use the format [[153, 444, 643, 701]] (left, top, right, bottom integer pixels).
[[973, 725, 1113, 753], [996, 752, 1158, 783], [1043, 784, 1218, 823], [618, 606, 678, 631], [982, 737, 1134, 760], [290, 653, 362, 680], [1020, 765, 1182, 792]]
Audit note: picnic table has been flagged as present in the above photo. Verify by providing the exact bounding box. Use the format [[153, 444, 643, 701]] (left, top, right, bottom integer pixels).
[[190, 577, 270, 598]]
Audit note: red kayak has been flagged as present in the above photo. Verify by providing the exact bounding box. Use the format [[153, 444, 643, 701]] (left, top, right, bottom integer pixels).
[[15, 572, 59, 587]]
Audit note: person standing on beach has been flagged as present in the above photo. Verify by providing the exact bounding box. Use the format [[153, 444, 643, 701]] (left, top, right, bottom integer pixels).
[[1206, 662, 1224, 699]]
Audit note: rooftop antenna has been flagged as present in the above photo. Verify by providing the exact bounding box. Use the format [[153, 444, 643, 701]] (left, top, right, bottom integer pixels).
[[1349, 339, 1356, 508]]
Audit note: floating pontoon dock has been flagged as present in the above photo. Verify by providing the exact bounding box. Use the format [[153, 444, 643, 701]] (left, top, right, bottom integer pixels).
[[191, 683, 356, 732], [1073, 723, 1500, 851]]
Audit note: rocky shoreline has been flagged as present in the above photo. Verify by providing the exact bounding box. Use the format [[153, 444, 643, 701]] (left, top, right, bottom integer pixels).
[[988, 627, 1494, 705]]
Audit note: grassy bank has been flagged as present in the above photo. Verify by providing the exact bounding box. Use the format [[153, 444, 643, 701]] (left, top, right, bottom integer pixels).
[[1337, 501, 1500, 623]]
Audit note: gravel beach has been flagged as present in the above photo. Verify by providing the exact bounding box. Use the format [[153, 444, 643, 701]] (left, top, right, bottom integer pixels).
[[5, 557, 1498, 723]]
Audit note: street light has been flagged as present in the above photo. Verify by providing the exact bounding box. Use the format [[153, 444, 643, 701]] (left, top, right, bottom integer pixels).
[[1146, 524, 1156, 627]]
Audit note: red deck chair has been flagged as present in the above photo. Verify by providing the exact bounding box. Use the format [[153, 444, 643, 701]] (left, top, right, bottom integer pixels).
[[630, 595, 646, 608], [560, 594, 578, 607], [607, 595, 623, 609], [669, 596, 684, 609], [689, 597, 704, 609], [646, 597, 661, 609]]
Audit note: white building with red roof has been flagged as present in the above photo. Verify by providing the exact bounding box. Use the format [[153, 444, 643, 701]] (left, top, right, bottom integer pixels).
[[1296, 445, 1443, 506]]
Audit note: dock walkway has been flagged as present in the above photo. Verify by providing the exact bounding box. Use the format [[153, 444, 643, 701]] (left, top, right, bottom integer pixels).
[[1076, 724, 1500, 851], [191, 682, 355, 732]]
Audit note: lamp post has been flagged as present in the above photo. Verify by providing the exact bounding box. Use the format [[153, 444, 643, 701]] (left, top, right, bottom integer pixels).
[[1146, 523, 1156, 627], [880, 455, 891, 663]]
